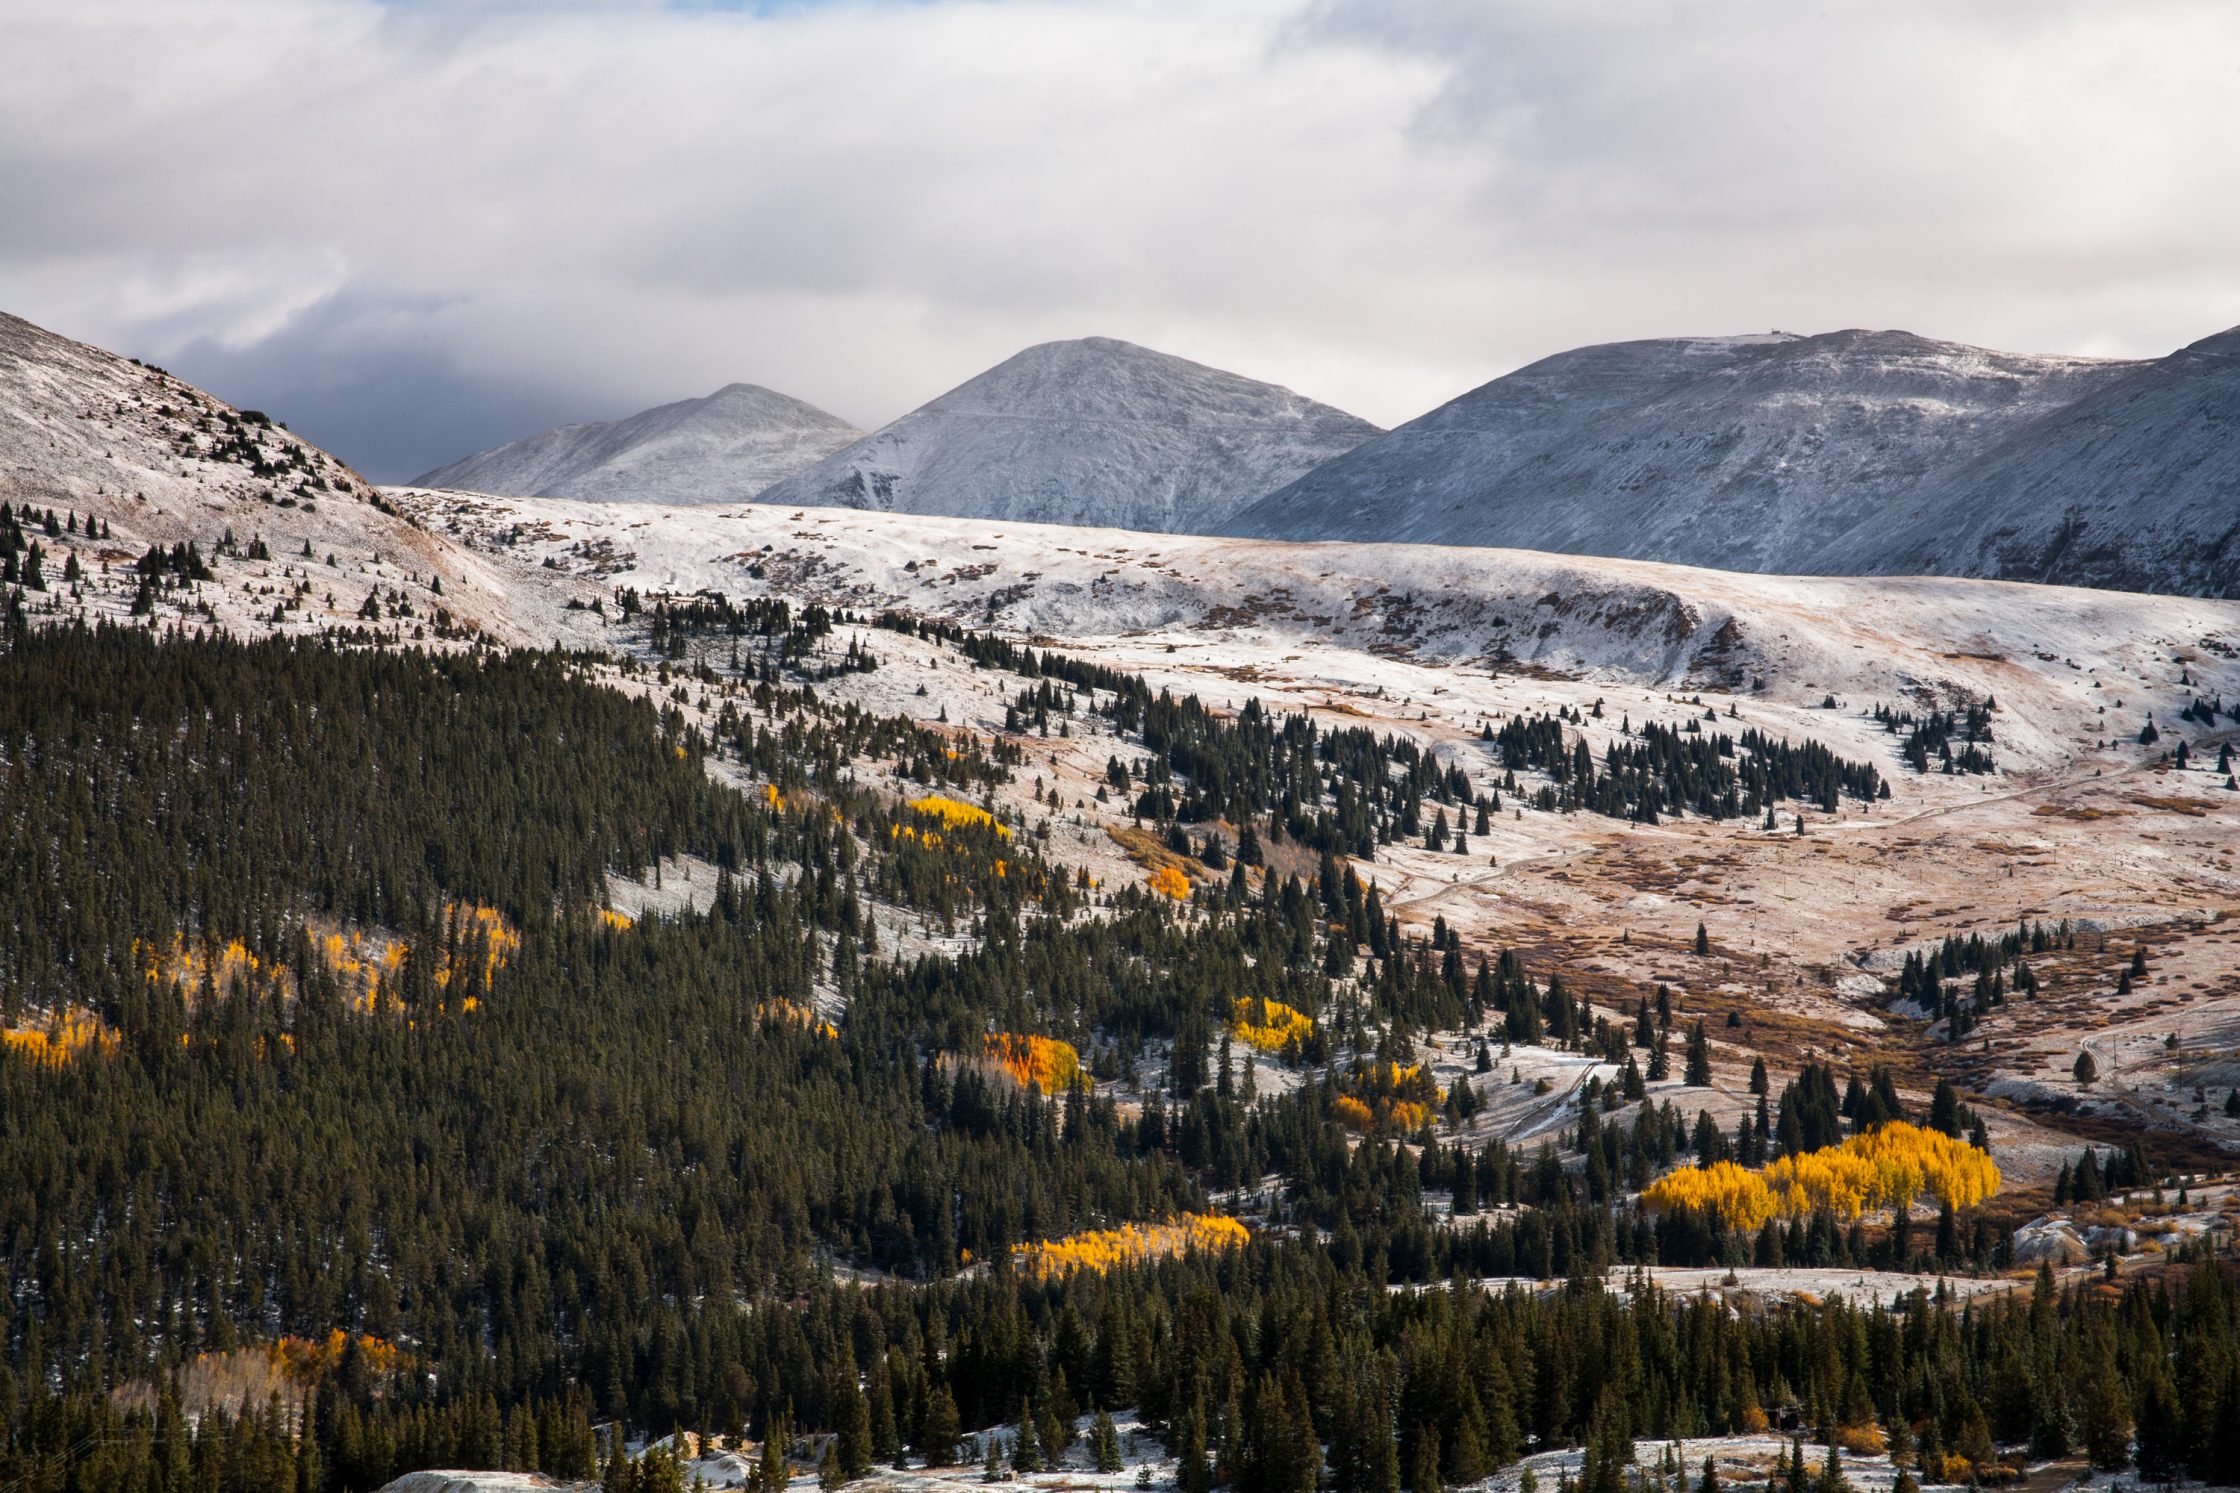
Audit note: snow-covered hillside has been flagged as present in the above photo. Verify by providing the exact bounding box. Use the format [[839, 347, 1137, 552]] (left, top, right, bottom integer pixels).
[[1226, 328, 2135, 575], [394, 489, 2238, 779], [750, 337, 1379, 533], [0, 310, 535, 644], [1837, 325, 2240, 596], [411, 383, 862, 504]]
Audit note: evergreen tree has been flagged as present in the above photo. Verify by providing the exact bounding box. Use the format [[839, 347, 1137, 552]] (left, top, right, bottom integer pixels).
[[922, 1389, 960, 1468], [837, 1381, 872, 1480], [757, 1417, 790, 1493], [1685, 1021, 1713, 1086]]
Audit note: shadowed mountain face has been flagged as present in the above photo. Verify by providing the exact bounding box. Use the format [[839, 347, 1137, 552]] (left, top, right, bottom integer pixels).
[[750, 336, 1381, 533], [1829, 327, 2240, 596], [1226, 329, 2141, 569], [411, 383, 862, 504]]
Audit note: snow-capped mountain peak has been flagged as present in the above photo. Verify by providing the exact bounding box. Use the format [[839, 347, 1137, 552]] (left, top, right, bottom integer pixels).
[[749, 336, 1381, 533], [1223, 324, 2236, 597], [411, 381, 862, 505]]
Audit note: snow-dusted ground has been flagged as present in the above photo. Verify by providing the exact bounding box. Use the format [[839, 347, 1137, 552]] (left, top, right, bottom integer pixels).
[[376, 1423, 1960, 1493], [1485, 1436, 1916, 1493], [354, 486, 2240, 1182], [388, 486, 2240, 983], [607, 854, 726, 921], [372, 1473, 578, 1493]]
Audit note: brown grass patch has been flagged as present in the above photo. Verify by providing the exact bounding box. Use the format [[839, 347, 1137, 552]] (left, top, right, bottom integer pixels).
[[2129, 795, 2217, 817]]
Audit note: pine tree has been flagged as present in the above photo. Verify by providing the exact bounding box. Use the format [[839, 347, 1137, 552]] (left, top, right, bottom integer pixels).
[[922, 1388, 960, 1467], [868, 1364, 899, 1466], [1685, 1021, 1713, 1086], [1407, 1424, 1442, 1493], [837, 1379, 872, 1479], [640, 1447, 686, 1493], [2076, 1344, 2133, 1471], [758, 1413, 790, 1493], [1179, 1402, 1212, 1493]]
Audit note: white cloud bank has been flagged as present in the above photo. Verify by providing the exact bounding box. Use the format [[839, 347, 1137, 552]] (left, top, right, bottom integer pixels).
[[3, 0, 2237, 477]]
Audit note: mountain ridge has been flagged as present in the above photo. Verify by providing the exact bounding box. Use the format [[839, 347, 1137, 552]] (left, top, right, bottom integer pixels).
[[1224, 326, 2139, 573], [412, 381, 862, 505], [1227, 322, 2238, 597]]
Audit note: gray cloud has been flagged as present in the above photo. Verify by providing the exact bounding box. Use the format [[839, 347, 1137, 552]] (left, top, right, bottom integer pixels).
[[4, 0, 2237, 480]]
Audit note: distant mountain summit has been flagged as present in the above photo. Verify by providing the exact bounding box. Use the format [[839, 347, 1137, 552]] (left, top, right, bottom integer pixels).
[[1226, 324, 2240, 597], [412, 383, 862, 504], [750, 337, 1380, 533], [1226, 329, 2127, 568]]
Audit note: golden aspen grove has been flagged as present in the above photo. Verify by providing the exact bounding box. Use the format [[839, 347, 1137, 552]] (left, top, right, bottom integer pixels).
[[980, 1031, 1089, 1093], [1640, 1120, 2002, 1226], [1147, 864, 1192, 899], [0, 1004, 119, 1066], [909, 793, 1010, 837], [1333, 1058, 1440, 1133], [1010, 1212, 1251, 1278], [1229, 994, 1314, 1054]]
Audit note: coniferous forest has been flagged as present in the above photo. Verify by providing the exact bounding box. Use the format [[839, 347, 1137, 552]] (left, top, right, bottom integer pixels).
[[3, 614, 2237, 1493]]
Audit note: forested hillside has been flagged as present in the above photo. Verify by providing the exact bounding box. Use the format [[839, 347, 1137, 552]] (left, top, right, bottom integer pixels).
[[2, 606, 2232, 1493]]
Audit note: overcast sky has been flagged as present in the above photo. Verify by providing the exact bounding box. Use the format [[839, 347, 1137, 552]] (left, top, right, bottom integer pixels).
[[6, 0, 2240, 481]]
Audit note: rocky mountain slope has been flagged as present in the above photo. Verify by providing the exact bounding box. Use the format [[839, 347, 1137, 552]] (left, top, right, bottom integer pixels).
[[411, 382, 861, 504], [1225, 328, 2135, 571], [750, 337, 1379, 532], [0, 310, 530, 642], [1835, 325, 2240, 595]]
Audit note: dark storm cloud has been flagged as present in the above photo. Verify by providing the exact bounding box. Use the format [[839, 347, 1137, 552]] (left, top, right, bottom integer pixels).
[[157, 291, 622, 484]]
